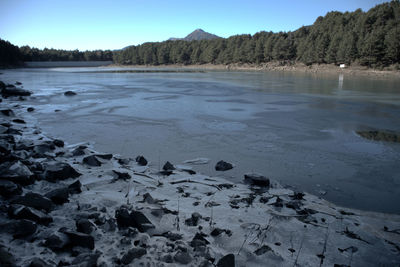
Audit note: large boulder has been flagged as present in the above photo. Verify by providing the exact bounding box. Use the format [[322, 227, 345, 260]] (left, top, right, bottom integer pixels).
[[45, 187, 70, 205], [0, 245, 17, 266], [1, 87, 31, 97], [0, 219, 37, 239], [174, 251, 192, 264], [244, 173, 270, 187], [215, 160, 233, 171], [217, 254, 235, 267], [136, 155, 148, 166], [115, 207, 155, 232], [71, 252, 101, 266], [68, 180, 82, 194], [11, 192, 54, 212], [120, 248, 147, 265], [61, 229, 95, 250], [64, 91, 77, 96], [83, 155, 102, 167], [163, 161, 175, 171], [0, 180, 22, 198], [0, 161, 35, 185], [44, 162, 81, 182], [9, 205, 53, 225], [44, 232, 70, 251], [33, 141, 56, 155], [76, 218, 95, 234], [0, 109, 15, 116]]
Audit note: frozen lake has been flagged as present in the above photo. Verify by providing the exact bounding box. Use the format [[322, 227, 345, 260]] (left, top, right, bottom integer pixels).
[[2, 66, 400, 213]]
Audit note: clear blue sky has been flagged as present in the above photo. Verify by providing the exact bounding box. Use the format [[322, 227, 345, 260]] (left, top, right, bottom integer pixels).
[[0, 0, 391, 51]]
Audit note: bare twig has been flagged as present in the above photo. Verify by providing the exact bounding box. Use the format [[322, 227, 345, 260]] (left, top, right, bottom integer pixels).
[[293, 232, 306, 267], [174, 197, 180, 231], [318, 224, 330, 267], [237, 230, 254, 256]]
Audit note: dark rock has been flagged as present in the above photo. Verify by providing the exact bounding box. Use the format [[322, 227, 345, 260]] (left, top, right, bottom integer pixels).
[[210, 228, 224, 237], [159, 170, 173, 176], [217, 254, 235, 267], [121, 247, 147, 264], [1, 87, 31, 97], [1, 219, 37, 239], [29, 258, 52, 267], [215, 160, 233, 171], [0, 160, 34, 185], [12, 119, 25, 124], [9, 205, 53, 225], [0, 180, 22, 198], [161, 231, 182, 241], [143, 192, 155, 204], [11, 192, 53, 212], [290, 192, 305, 200], [15, 81, 22, 85], [183, 169, 196, 175], [44, 162, 81, 182], [44, 232, 70, 251], [286, 201, 302, 210], [5, 127, 22, 135], [76, 219, 95, 234], [71, 252, 101, 267], [64, 91, 77, 96], [95, 153, 112, 160], [27, 107, 35, 112], [83, 155, 102, 167], [185, 212, 202, 226], [190, 233, 210, 248], [101, 218, 116, 232], [115, 207, 155, 232], [72, 147, 86, 156], [163, 161, 175, 171], [118, 158, 130, 165], [62, 230, 95, 250], [136, 155, 148, 166], [244, 173, 270, 187], [53, 139, 64, 147], [121, 227, 138, 238], [161, 254, 174, 263], [254, 245, 272, 255], [0, 245, 16, 266], [112, 170, 131, 180], [45, 187, 69, 205], [68, 180, 82, 194], [33, 141, 56, 155], [174, 251, 192, 264]]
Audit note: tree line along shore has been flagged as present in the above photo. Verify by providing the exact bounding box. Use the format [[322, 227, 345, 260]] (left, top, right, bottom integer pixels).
[[1, 1, 399, 70]]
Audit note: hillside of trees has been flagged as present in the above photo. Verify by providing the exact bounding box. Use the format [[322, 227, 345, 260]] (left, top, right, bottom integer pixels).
[[114, 1, 400, 68], [19, 47, 113, 62], [1, 1, 399, 68], [0, 39, 23, 66]]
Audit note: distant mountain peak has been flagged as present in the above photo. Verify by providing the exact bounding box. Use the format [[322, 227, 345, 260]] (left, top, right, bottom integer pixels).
[[168, 29, 220, 41]]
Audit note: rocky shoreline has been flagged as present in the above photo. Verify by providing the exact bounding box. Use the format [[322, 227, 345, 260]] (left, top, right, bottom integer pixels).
[[108, 62, 400, 79], [1, 81, 400, 266]]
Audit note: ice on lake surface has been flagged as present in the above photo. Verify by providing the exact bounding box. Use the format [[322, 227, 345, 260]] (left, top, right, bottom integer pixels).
[[3, 66, 400, 213]]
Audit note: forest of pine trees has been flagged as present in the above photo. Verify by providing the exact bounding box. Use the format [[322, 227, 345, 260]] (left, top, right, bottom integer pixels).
[[114, 1, 400, 68], [1, 1, 399, 68]]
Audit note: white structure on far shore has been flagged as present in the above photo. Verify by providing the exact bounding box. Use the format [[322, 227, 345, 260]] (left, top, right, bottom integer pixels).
[[340, 63, 346, 68]]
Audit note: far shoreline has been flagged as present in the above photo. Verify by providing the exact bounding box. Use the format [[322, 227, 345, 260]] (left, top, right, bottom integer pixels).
[[107, 62, 400, 79]]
